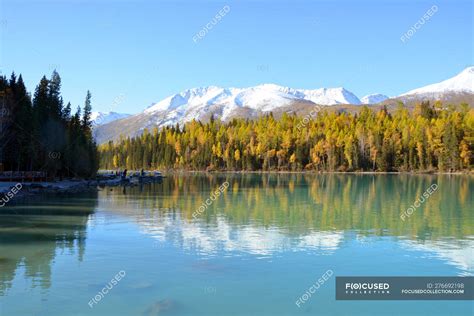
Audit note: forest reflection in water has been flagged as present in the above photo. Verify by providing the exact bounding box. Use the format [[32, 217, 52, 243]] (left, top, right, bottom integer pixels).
[[0, 193, 98, 296], [100, 174, 473, 272], [0, 174, 472, 300], [105, 173, 472, 240]]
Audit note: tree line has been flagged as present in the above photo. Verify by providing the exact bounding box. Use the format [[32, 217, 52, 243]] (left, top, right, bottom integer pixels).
[[0, 71, 98, 178], [99, 102, 473, 172]]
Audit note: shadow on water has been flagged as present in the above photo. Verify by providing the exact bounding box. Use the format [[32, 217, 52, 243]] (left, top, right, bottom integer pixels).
[[0, 192, 98, 296]]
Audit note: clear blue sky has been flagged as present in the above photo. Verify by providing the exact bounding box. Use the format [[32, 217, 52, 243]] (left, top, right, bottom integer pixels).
[[1, 0, 472, 114]]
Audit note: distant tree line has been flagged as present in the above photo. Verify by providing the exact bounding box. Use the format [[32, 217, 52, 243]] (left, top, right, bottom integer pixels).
[[0, 71, 98, 178], [99, 102, 473, 172]]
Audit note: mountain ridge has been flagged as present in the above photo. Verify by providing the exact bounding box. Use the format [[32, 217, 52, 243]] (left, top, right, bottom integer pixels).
[[91, 111, 131, 126], [94, 67, 473, 143]]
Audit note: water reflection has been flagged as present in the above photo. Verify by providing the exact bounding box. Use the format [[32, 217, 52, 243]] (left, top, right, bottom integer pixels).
[[137, 214, 344, 256], [0, 174, 472, 300], [98, 174, 473, 267], [0, 193, 97, 295], [99, 174, 473, 235], [400, 238, 474, 275]]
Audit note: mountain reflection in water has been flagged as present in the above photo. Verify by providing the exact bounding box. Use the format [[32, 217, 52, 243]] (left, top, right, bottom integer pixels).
[[0, 174, 472, 301]]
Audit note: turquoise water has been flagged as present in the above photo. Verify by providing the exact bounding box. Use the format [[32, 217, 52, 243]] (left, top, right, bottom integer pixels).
[[0, 174, 473, 315]]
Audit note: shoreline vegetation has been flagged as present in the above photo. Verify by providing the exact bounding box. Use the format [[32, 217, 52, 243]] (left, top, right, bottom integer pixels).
[[0, 71, 98, 178], [99, 102, 473, 173]]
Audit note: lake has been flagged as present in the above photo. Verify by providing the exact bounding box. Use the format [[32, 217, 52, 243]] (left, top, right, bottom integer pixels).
[[0, 174, 473, 315]]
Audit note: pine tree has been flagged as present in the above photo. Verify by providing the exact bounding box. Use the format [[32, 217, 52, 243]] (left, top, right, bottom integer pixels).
[[82, 90, 92, 134]]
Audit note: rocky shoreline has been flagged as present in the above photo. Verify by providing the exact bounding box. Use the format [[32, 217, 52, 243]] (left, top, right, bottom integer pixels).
[[0, 180, 96, 201], [0, 174, 164, 206]]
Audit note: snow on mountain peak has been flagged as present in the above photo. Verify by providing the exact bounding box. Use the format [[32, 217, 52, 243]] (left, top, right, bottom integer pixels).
[[256, 83, 285, 90], [144, 84, 362, 116], [91, 111, 131, 126], [460, 66, 474, 74], [401, 66, 474, 96], [361, 94, 389, 104], [297, 87, 361, 105]]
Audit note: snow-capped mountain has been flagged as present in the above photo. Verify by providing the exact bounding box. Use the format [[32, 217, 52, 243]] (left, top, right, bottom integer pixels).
[[94, 84, 361, 143], [361, 93, 389, 104], [129, 84, 363, 130], [400, 67, 474, 97], [94, 67, 474, 143], [144, 84, 361, 121], [91, 111, 131, 126]]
